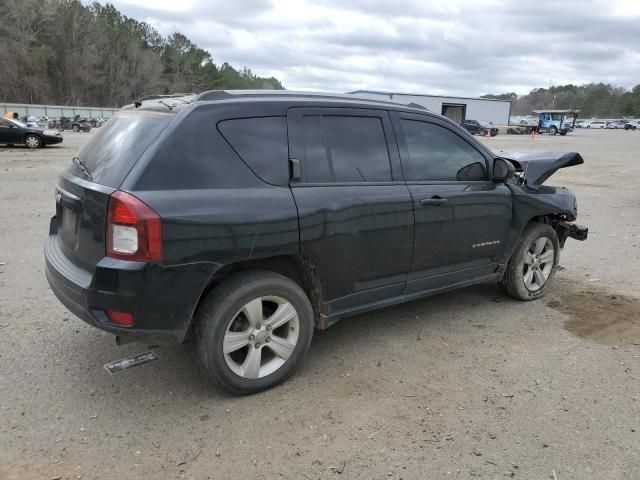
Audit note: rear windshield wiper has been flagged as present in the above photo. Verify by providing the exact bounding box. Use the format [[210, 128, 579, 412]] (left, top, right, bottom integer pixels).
[[159, 99, 174, 111], [72, 156, 93, 181]]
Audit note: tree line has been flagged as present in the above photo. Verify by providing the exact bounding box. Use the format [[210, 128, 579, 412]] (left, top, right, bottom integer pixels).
[[0, 0, 284, 108], [482, 83, 640, 118]]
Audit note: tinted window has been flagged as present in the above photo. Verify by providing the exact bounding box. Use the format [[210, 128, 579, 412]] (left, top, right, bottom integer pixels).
[[218, 116, 289, 185], [73, 111, 173, 187], [401, 120, 487, 182], [300, 115, 391, 183]]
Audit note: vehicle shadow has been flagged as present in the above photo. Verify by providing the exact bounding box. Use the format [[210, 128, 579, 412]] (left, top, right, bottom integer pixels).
[[62, 281, 511, 403]]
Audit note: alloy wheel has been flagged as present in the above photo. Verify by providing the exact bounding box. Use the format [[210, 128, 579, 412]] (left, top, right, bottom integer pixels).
[[223, 296, 300, 379], [523, 237, 555, 291]]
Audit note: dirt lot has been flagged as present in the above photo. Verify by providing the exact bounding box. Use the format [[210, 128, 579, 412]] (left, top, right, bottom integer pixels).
[[1, 129, 639, 480]]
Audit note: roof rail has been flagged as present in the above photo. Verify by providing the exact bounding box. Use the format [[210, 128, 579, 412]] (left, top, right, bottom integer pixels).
[[134, 93, 195, 108]]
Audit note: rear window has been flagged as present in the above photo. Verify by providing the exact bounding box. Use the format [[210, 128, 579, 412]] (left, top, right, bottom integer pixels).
[[72, 111, 173, 187], [217, 116, 289, 185]]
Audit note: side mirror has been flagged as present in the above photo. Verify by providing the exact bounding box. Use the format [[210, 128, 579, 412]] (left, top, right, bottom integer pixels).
[[493, 158, 515, 181]]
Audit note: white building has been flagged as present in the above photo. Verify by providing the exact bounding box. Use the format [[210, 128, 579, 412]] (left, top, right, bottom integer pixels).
[[347, 90, 512, 125]]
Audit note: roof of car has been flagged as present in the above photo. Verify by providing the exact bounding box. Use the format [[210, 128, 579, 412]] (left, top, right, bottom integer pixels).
[[194, 89, 431, 111], [125, 89, 434, 115]]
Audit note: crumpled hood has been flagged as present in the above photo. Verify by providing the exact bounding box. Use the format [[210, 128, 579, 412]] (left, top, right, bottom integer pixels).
[[496, 150, 584, 186]]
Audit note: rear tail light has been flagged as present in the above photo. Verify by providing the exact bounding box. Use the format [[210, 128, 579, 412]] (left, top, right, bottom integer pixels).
[[106, 191, 162, 261], [105, 309, 134, 327]]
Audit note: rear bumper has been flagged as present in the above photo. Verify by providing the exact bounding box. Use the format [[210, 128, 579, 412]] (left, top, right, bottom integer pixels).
[[44, 232, 218, 344]]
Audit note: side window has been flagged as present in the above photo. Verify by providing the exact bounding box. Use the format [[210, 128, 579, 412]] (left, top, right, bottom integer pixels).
[[299, 115, 392, 183], [0, 119, 10, 127], [218, 116, 289, 185], [400, 119, 488, 182]]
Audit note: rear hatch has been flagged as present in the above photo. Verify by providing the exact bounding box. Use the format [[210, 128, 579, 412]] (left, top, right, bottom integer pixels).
[[53, 110, 174, 271]]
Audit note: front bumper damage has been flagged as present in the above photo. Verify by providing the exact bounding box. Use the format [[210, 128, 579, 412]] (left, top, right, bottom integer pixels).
[[554, 221, 588, 247]]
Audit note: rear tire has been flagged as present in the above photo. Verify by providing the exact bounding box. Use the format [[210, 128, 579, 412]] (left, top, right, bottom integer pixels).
[[501, 223, 560, 301], [72, 125, 79, 132], [196, 271, 314, 394], [479, 128, 487, 136]]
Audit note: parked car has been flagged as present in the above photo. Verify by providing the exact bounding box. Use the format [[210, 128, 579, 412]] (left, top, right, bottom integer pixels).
[[88, 117, 105, 128], [574, 120, 587, 128], [587, 120, 607, 129], [58, 116, 91, 132], [462, 119, 499, 136], [45, 91, 587, 394], [0, 117, 63, 148], [624, 121, 638, 130], [606, 120, 626, 129]]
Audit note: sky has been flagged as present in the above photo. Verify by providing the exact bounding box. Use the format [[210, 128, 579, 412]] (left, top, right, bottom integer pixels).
[[110, 0, 640, 97]]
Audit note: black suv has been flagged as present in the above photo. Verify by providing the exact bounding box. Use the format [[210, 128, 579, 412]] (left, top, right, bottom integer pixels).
[[45, 91, 587, 394]]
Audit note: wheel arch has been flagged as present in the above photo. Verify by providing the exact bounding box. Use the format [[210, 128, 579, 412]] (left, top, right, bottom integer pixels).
[[185, 254, 324, 341], [517, 213, 573, 249]]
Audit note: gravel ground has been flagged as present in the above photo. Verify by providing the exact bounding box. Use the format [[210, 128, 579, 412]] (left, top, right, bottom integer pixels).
[[1, 129, 639, 480]]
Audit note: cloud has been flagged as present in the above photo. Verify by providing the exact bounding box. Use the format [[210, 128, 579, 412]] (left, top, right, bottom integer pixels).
[[110, 0, 640, 96]]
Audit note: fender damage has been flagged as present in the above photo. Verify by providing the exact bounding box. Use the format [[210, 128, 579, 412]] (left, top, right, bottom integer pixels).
[[497, 150, 588, 249]]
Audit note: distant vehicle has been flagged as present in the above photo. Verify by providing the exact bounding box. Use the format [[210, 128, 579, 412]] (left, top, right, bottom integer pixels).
[[462, 119, 499, 136], [58, 116, 91, 132], [0, 117, 63, 148], [606, 120, 625, 129], [89, 117, 105, 128], [534, 110, 578, 136], [574, 120, 588, 128], [624, 121, 638, 131], [507, 123, 536, 135], [588, 120, 607, 129]]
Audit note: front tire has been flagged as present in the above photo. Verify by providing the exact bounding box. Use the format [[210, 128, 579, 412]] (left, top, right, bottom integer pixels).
[[196, 271, 314, 394], [24, 134, 42, 149], [549, 126, 558, 136], [501, 223, 560, 301]]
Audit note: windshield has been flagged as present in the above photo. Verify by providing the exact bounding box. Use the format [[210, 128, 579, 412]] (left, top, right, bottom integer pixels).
[[71, 110, 174, 187], [8, 118, 26, 128]]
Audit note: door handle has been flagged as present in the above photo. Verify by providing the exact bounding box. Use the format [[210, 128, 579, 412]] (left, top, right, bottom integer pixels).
[[419, 197, 448, 207]]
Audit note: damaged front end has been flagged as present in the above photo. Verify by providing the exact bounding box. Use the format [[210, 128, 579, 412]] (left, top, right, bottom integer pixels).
[[553, 220, 589, 247], [496, 150, 589, 247], [497, 150, 584, 188]]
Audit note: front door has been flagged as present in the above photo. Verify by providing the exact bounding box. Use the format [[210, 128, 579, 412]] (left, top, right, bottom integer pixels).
[[287, 107, 414, 317], [391, 112, 512, 294]]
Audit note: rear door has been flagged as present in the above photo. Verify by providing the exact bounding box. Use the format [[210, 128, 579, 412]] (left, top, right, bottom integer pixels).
[[287, 107, 414, 316], [391, 112, 512, 294], [463, 120, 478, 134]]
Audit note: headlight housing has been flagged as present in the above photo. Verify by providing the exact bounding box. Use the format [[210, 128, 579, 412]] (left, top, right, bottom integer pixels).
[[43, 129, 60, 136]]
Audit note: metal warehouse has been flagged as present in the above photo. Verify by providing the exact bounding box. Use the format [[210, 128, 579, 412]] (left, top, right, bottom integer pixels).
[[347, 90, 511, 125]]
